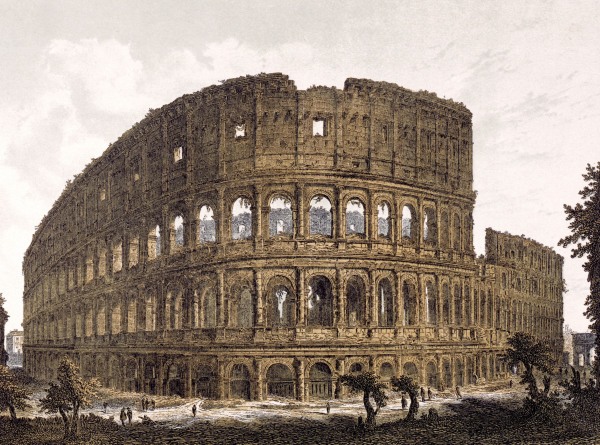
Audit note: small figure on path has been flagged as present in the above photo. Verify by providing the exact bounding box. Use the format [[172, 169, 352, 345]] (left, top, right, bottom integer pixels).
[[427, 387, 432, 400], [103, 401, 108, 413], [127, 407, 133, 425], [440, 380, 445, 392], [455, 386, 462, 399], [401, 393, 407, 410], [151, 399, 156, 410], [421, 386, 426, 402], [192, 404, 197, 417], [119, 407, 127, 426], [326, 401, 330, 414], [509, 380, 514, 388]]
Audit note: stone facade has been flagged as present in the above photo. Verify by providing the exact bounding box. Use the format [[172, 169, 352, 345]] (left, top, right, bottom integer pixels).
[[22, 74, 564, 400], [6, 329, 23, 367]]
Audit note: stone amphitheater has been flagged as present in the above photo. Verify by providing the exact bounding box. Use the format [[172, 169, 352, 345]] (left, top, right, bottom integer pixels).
[[22, 73, 564, 401]]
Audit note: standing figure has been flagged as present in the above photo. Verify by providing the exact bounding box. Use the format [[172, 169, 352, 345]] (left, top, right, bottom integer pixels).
[[127, 407, 133, 425], [326, 401, 331, 414], [192, 404, 197, 417], [456, 386, 462, 399], [151, 399, 156, 410], [119, 407, 127, 426], [401, 393, 407, 410], [421, 387, 426, 402], [427, 387, 432, 400], [103, 401, 108, 413]]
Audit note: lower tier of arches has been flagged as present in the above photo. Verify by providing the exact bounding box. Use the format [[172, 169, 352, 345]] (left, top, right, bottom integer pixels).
[[24, 346, 511, 401]]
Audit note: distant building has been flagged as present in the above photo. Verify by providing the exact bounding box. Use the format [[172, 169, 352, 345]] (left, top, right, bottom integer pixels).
[[6, 329, 23, 367], [572, 333, 596, 368]]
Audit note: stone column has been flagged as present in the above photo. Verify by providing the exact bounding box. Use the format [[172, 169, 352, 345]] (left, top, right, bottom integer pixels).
[[297, 358, 306, 402], [297, 183, 305, 238], [369, 269, 378, 327], [255, 269, 264, 326], [297, 268, 306, 326], [335, 268, 343, 327], [395, 270, 403, 328], [217, 270, 225, 327]]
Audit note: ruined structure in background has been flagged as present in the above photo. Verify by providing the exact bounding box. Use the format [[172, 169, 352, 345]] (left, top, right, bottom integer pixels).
[[22, 74, 564, 400], [6, 329, 24, 367], [571, 333, 596, 367]]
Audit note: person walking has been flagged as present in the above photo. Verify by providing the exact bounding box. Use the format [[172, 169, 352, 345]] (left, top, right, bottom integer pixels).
[[119, 407, 127, 426], [103, 401, 108, 413], [127, 407, 133, 425], [427, 387, 433, 400], [192, 404, 197, 417]]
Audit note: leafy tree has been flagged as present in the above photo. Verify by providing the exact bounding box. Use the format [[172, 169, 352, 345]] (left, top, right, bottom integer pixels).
[[40, 356, 99, 439], [339, 371, 388, 429], [0, 365, 31, 420], [390, 375, 420, 421], [506, 332, 553, 399], [558, 161, 600, 380]]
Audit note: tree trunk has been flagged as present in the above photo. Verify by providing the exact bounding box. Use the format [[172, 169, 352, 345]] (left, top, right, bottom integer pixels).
[[58, 407, 70, 439], [72, 402, 79, 437], [406, 391, 419, 421], [363, 390, 376, 429], [8, 404, 17, 421]]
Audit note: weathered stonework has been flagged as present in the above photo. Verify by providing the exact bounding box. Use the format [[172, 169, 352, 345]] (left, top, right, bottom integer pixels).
[[22, 74, 563, 400]]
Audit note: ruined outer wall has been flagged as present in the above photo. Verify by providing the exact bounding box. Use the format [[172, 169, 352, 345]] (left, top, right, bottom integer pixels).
[[21, 73, 560, 401]]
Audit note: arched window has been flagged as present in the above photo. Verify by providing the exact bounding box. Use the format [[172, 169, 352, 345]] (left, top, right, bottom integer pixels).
[[453, 214, 461, 250], [309, 195, 332, 237], [230, 364, 251, 400], [112, 241, 122, 273], [346, 198, 365, 235], [426, 361, 438, 388], [203, 286, 217, 328], [423, 208, 437, 244], [403, 281, 416, 326], [232, 197, 252, 240], [443, 283, 450, 324], [266, 364, 294, 398], [465, 285, 471, 325], [426, 281, 436, 325], [309, 362, 332, 399], [378, 278, 394, 327], [346, 276, 365, 327], [148, 225, 161, 259], [173, 215, 184, 248], [307, 276, 333, 326], [441, 211, 449, 248], [199, 205, 216, 243], [402, 205, 416, 241], [403, 362, 418, 381], [271, 285, 294, 327], [237, 287, 253, 328], [378, 202, 390, 238], [454, 284, 462, 325], [269, 195, 293, 236]]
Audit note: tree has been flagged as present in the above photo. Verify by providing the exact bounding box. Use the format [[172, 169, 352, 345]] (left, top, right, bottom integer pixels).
[[0, 365, 30, 420], [506, 332, 553, 402], [390, 375, 420, 421], [40, 357, 99, 439], [339, 371, 388, 429], [558, 161, 600, 380]]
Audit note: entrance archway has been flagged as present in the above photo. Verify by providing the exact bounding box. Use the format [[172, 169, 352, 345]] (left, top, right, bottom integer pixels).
[[309, 362, 332, 399], [230, 364, 251, 400], [266, 364, 295, 398]]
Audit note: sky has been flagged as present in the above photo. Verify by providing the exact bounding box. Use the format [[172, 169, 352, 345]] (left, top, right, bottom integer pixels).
[[0, 0, 598, 334]]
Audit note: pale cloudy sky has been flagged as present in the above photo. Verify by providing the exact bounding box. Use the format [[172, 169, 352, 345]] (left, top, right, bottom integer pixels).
[[1, 0, 598, 333]]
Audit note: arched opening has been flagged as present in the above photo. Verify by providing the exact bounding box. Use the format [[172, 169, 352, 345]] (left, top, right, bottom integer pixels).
[[96, 303, 106, 336], [148, 225, 161, 259], [349, 363, 363, 374], [403, 281, 417, 326], [269, 195, 293, 236], [443, 359, 452, 389], [111, 304, 121, 334], [426, 362, 438, 388], [144, 363, 156, 395], [309, 195, 332, 237], [453, 214, 461, 250], [378, 202, 390, 238], [380, 362, 395, 387], [454, 284, 462, 325], [307, 276, 333, 326], [167, 364, 185, 397], [172, 215, 184, 249], [346, 276, 365, 327], [230, 364, 251, 400], [401, 205, 416, 241], [465, 285, 471, 325], [203, 286, 217, 328], [441, 211, 449, 248], [426, 281, 437, 325], [309, 362, 332, 399], [346, 198, 365, 235], [443, 283, 450, 324], [195, 365, 216, 399], [266, 364, 295, 398], [403, 362, 419, 382], [232, 197, 252, 240], [378, 278, 394, 327], [270, 285, 294, 327], [125, 359, 138, 392], [236, 287, 254, 328], [481, 356, 488, 380], [423, 208, 437, 244], [198, 205, 216, 243], [467, 357, 476, 384]]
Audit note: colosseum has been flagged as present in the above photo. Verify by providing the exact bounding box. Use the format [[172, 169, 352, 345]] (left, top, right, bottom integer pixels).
[[22, 73, 564, 401]]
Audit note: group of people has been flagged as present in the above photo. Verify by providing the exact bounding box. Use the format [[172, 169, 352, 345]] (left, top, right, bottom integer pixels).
[[119, 407, 133, 426], [420, 386, 435, 402], [141, 397, 156, 411]]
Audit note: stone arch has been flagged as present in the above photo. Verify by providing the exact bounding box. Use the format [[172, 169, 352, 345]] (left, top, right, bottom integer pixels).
[[144, 361, 157, 395], [442, 359, 452, 389], [165, 283, 184, 330], [423, 206, 437, 245], [266, 363, 295, 398], [165, 361, 186, 397], [124, 358, 139, 392], [232, 196, 253, 240], [346, 275, 366, 327], [345, 197, 366, 236], [401, 203, 418, 243], [308, 362, 332, 399], [266, 275, 296, 327], [425, 279, 437, 325], [403, 361, 419, 382], [230, 363, 251, 400], [379, 362, 395, 387], [307, 275, 334, 326], [455, 357, 465, 386], [425, 361, 438, 388], [452, 212, 461, 250], [378, 277, 395, 327], [268, 194, 294, 237], [402, 279, 417, 326], [194, 364, 217, 399], [454, 281, 463, 325], [309, 194, 333, 237], [228, 282, 254, 328], [108, 356, 121, 389], [377, 200, 391, 238], [198, 204, 216, 243]]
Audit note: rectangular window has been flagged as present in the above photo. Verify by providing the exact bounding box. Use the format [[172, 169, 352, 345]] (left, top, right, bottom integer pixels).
[[235, 124, 246, 138], [313, 119, 325, 136], [174, 146, 183, 162]]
